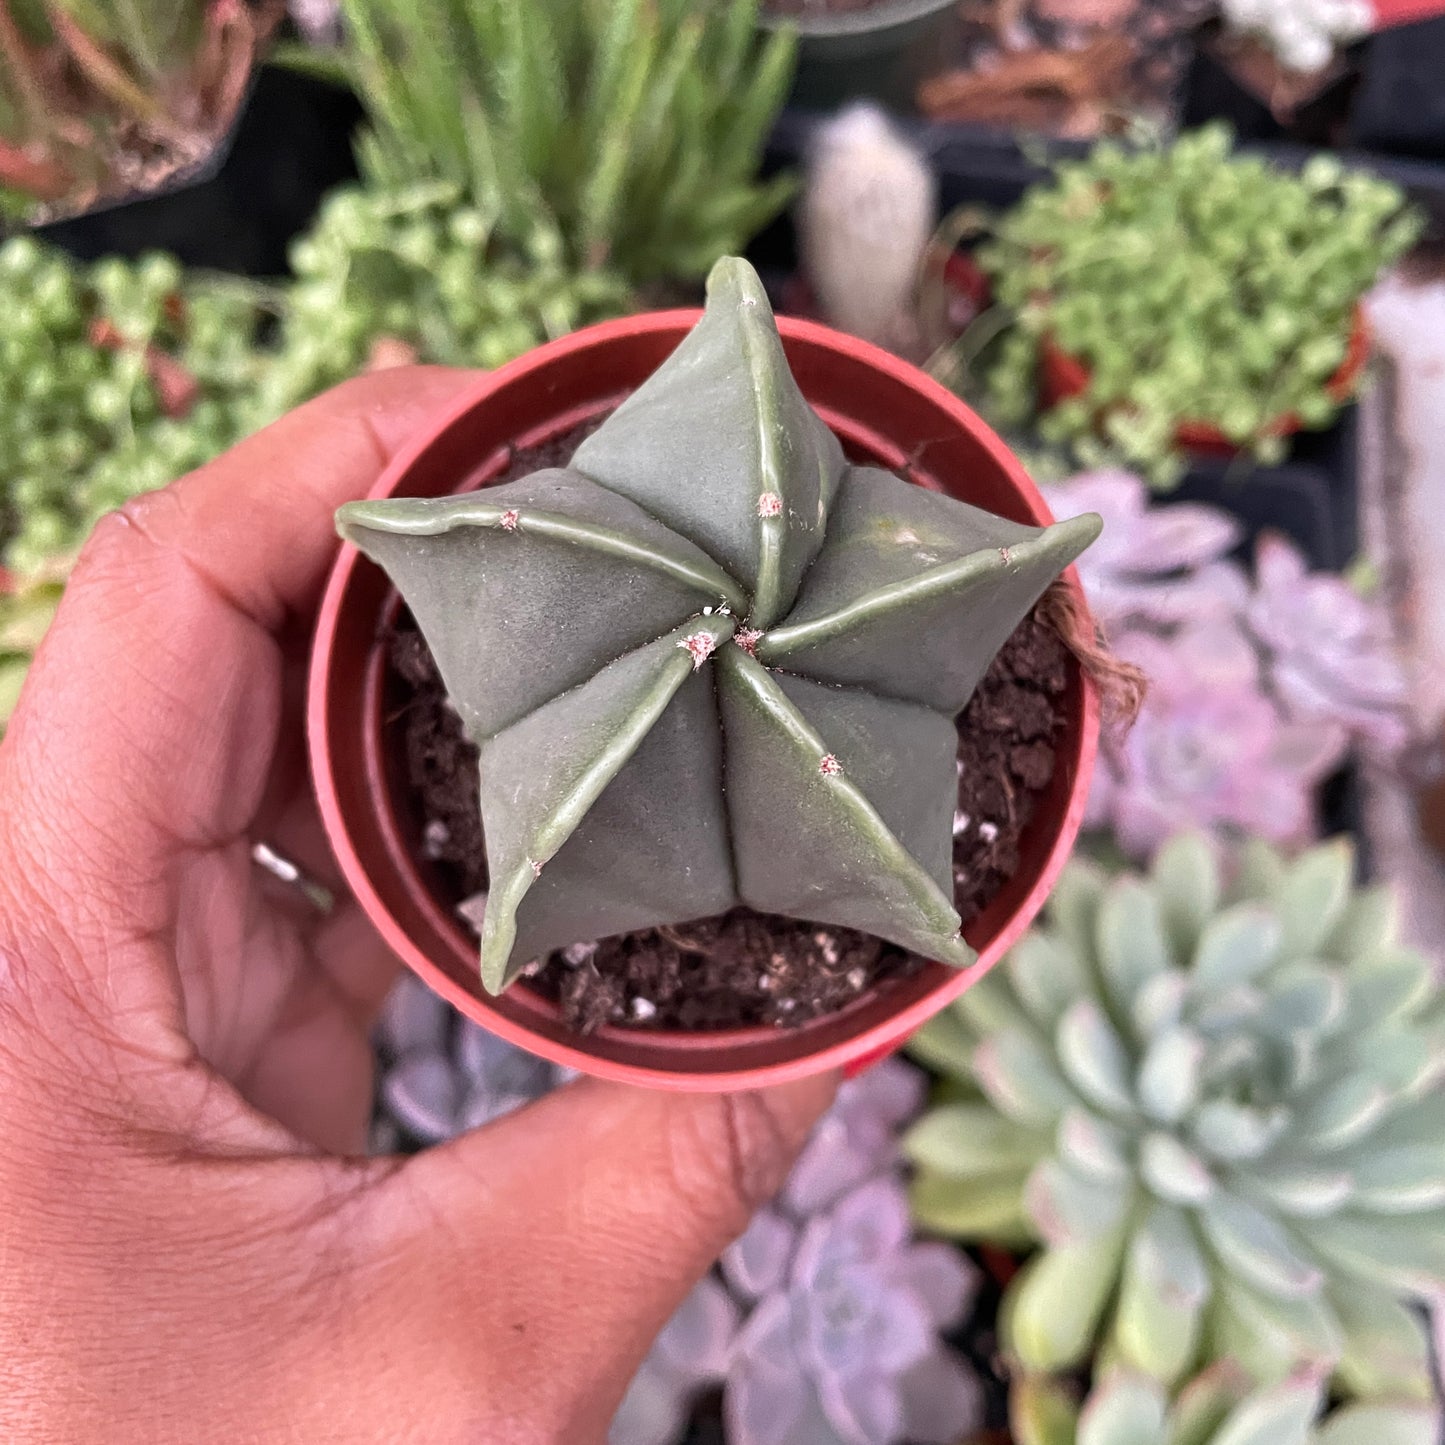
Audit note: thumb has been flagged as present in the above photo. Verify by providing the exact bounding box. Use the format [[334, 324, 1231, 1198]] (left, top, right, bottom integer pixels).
[[360, 1074, 836, 1438]]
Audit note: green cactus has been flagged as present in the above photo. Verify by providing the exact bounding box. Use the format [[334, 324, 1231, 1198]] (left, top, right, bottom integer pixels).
[[905, 833, 1445, 1399], [338, 257, 1099, 996], [1012, 1367, 1438, 1445]]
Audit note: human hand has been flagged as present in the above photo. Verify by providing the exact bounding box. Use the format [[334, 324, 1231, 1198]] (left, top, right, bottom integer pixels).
[[0, 371, 836, 1444]]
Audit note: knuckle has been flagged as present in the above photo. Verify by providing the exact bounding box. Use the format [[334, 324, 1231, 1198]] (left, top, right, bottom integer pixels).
[[664, 1092, 793, 1235]]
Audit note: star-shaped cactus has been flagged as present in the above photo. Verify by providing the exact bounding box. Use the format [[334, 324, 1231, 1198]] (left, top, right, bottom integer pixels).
[[338, 258, 1100, 995]]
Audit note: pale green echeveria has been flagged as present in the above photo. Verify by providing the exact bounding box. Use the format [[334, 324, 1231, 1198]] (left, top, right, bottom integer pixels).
[[905, 832, 1445, 1397], [338, 257, 1100, 994], [1012, 1367, 1439, 1445]]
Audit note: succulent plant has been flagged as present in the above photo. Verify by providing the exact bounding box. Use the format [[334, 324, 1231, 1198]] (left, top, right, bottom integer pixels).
[[611, 1274, 742, 1445], [261, 180, 633, 418], [906, 832, 1445, 1399], [1245, 533, 1409, 754], [720, 1176, 981, 1445], [1012, 1366, 1439, 1445], [0, 235, 270, 576], [374, 974, 568, 1145], [798, 103, 937, 356], [977, 127, 1421, 485], [612, 1058, 964, 1445], [1087, 621, 1346, 858], [1043, 471, 1244, 633], [338, 256, 1100, 994]]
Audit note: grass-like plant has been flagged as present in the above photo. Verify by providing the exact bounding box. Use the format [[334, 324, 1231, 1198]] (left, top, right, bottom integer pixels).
[[335, 0, 797, 283]]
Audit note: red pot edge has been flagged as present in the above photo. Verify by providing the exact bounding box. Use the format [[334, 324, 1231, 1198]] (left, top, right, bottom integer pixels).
[[308, 310, 1101, 1093], [1039, 306, 1371, 456]]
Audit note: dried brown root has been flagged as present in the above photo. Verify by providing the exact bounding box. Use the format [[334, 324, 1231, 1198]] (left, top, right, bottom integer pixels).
[[1038, 578, 1146, 736]]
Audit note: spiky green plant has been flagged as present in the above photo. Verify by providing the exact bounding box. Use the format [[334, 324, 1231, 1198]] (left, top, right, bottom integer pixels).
[[905, 833, 1445, 1398], [336, 0, 796, 282], [1012, 1367, 1439, 1445], [338, 257, 1100, 995]]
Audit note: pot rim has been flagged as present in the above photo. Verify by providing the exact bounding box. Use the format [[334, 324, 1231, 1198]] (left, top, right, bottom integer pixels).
[[309, 307, 1099, 1090], [758, 0, 957, 39]]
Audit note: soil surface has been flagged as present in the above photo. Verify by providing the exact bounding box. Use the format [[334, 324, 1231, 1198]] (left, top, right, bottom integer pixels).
[[383, 425, 1072, 1035]]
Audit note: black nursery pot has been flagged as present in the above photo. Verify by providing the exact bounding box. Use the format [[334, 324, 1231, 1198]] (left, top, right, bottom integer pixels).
[[23, 66, 361, 276], [760, 0, 960, 111]]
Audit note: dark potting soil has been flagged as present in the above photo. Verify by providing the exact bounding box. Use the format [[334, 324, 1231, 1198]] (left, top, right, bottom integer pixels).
[[384, 424, 1072, 1035]]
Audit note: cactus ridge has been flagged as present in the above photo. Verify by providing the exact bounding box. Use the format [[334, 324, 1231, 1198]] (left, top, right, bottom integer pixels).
[[340, 258, 1099, 994]]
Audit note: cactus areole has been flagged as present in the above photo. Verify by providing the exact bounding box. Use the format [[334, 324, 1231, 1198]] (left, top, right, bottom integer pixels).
[[311, 257, 1101, 1085]]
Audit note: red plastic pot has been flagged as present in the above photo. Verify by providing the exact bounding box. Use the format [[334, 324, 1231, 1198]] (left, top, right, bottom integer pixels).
[[1039, 308, 1372, 458], [308, 310, 1099, 1092]]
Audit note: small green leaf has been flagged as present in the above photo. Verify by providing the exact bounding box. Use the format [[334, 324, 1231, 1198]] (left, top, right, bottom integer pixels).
[[1308, 1210, 1445, 1295], [1313, 1403, 1441, 1445], [910, 1168, 1033, 1244], [1328, 1284, 1435, 1401], [1350, 1144, 1445, 1213], [1057, 1000, 1138, 1119], [1198, 1196, 1321, 1298], [1205, 1281, 1344, 1389], [1241, 1165, 1353, 1218], [1341, 949, 1433, 1029], [1298, 1077, 1392, 1153], [1150, 832, 1221, 962], [975, 1029, 1079, 1126], [1048, 859, 1108, 965], [1011, 1375, 1082, 1445], [907, 1005, 978, 1078], [1192, 905, 1283, 991], [902, 1103, 1049, 1178], [1076, 1371, 1167, 1445], [1058, 1108, 1133, 1183], [1136, 1026, 1205, 1124], [1139, 1132, 1215, 1206], [1191, 1100, 1288, 1162], [1322, 885, 1397, 963], [1209, 1376, 1323, 1445], [1004, 1229, 1128, 1371], [1112, 1204, 1209, 1383], [1169, 1363, 1253, 1445], [1131, 971, 1188, 1038], [1009, 930, 1088, 1028], [1275, 840, 1354, 960], [1258, 962, 1346, 1038], [1234, 838, 1286, 902], [1096, 878, 1175, 1018], [1026, 1159, 1132, 1246]]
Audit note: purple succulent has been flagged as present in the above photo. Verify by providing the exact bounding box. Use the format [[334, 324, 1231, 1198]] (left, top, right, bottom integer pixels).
[[723, 1178, 980, 1445], [376, 975, 566, 1144], [1045, 470, 1245, 632], [610, 1276, 741, 1445], [781, 1058, 925, 1217], [613, 1059, 979, 1445], [1089, 618, 1348, 858], [1245, 531, 1410, 751]]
